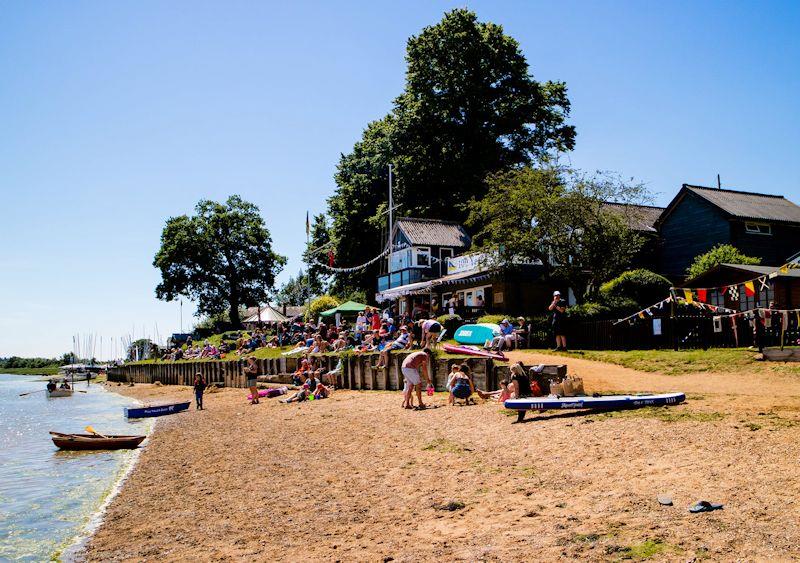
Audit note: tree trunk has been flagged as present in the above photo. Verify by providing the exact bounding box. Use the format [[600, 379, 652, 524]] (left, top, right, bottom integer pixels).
[[229, 302, 242, 328]]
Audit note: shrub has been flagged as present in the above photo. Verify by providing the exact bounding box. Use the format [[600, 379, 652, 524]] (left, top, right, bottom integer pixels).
[[436, 314, 464, 335], [477, 314, 507, 325], [305, 295, 340, 322], [568, 299, 639, 321], [686, 244, 760, 280], [599, 269, 672, 307]]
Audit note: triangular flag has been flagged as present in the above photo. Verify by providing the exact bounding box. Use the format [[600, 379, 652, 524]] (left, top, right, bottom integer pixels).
[[638, 312, 645, 319], [697, 289, 707, 303], [683, 289, 694, 304], [744, 281, 756, 297], [780, 265, 789, 274]]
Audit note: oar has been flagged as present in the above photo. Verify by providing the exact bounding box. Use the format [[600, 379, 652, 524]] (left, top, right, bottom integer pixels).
[[85, 425, 109, 439], [19, 389, 47, 397]]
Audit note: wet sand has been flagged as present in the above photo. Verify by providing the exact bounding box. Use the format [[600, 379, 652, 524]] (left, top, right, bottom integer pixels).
[[83, 354, 800, 561]]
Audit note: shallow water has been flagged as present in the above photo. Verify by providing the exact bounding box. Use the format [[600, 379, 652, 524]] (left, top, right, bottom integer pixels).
[[0, 375, 150, 561]]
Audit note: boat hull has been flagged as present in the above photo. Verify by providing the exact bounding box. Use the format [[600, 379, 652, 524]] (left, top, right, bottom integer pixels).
[[46, 389, 74, 398], [442, 344, 506, 361], [50, 432, 146, 450], [124, 401, 191, 418]]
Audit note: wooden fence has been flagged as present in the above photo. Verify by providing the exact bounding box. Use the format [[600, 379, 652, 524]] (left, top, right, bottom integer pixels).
[[106, 352, 531, 392], [527, 313, 795, 351]]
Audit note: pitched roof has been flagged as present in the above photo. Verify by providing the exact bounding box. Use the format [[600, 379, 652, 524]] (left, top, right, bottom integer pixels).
[[395, 217, 471, 248], [602, 202, 664, 232], [682, 184, 800, 224]]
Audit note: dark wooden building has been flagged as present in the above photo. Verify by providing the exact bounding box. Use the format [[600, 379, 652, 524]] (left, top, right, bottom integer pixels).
[[655, 184, 800, 281], [377, 217, 471, 293], [678, 263, 800, 310]]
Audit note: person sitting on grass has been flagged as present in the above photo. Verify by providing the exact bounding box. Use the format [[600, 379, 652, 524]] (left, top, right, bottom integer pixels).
[[450, 364, 476, 405], [375, 326, 412, 369], [292, 358, 310, 386]]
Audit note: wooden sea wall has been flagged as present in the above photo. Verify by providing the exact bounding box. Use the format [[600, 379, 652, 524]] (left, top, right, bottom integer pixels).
[[107, 353, 517, 392]]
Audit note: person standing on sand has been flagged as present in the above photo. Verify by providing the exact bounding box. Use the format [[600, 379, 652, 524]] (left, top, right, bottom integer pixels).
[[193, 372, 206, 410], [401, 348, 432, 410], [244, 356, 259, 405]]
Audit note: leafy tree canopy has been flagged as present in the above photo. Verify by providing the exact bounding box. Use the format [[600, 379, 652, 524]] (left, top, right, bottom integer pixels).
[[327, 8, 575, 293], [686, 244, 761, 280], [276, 270, 314, 307], [467, 166, 649, 299], [153, 195, 286, 328]]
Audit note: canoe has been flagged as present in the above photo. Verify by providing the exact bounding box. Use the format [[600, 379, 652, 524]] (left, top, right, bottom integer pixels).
[[504, 392, 686, 421], [50, 431, 146, 450], [46, 388, 74, 398], [453, 323, 500, 345], [442, 344, 506, 361], [124, 401, 191, 418]]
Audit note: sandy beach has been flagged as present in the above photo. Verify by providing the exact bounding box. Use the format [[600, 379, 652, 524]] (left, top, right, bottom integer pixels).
[[82, 352, 800, 561]]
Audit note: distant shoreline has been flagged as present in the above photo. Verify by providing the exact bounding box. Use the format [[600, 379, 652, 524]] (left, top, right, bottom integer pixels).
[[1, 367, 60, 376]]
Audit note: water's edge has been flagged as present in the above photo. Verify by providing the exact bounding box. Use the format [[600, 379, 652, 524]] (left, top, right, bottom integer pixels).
[[60, 395, 154, 563]]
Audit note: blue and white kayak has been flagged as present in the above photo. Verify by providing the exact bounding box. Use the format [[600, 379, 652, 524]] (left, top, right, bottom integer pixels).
[[505, 392, 685, 421], [124, 401, 191, 418]]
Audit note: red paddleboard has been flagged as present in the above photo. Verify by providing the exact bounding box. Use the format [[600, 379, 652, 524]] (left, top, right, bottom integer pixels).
[[442, 344, 506, 361]]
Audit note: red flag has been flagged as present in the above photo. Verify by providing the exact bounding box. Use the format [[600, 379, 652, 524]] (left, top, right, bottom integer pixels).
[[744, 281, 756, 297], [697, 289, 707, 303]]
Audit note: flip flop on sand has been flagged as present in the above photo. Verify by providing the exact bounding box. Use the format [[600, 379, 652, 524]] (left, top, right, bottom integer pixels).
[[689, 500, 723, 513]]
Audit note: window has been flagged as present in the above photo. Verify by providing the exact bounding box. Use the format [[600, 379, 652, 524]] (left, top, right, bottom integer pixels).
[[745, 222, 772, 235], [415, 247, 431, 267]]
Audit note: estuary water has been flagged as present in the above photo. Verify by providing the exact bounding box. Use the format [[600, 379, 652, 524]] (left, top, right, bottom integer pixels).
[[0, 374, 151, 561]]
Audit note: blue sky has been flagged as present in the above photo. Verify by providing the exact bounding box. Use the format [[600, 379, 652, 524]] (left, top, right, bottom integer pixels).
[[1, 1, 798, 357]]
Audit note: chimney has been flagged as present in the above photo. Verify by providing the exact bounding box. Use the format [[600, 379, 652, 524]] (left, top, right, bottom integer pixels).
[[717, 174, 722, 190]]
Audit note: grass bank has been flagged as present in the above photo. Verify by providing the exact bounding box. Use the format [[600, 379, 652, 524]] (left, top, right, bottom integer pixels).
[[531, 348, 760, 375], [1, 367, 61, 375]]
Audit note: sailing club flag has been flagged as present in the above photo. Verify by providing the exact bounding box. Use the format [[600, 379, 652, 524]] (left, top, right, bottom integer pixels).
[[744, 280, 756, 297], [683, 289, 694, 304], [306, 211, 310, 237], [697, 289, 707, 303]]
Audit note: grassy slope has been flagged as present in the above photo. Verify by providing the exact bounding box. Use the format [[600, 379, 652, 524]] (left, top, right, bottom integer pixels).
[[531, 348, 761, 375], [1, 367, 61, 375]]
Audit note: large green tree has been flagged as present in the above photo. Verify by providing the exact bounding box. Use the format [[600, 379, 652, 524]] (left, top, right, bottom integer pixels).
[[686, 244, 761, 280], [327, 8, 575, 293], [467, 167, 648, 299], [153, 196, 286, 327], [276, 270, 313, 307]]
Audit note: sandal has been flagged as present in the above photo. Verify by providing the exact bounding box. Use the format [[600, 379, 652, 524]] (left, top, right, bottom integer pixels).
[[689, 500, 723, 513]]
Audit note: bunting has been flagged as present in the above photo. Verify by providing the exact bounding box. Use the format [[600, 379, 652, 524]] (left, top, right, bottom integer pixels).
[[683, 289, 694, 304], [744, 281, 756, 297], [697, 289, 707, 303]]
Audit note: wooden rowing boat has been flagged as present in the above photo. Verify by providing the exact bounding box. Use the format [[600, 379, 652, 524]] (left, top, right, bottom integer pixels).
[[46, 388, 74, 398], [49, 431, 146, 450]]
